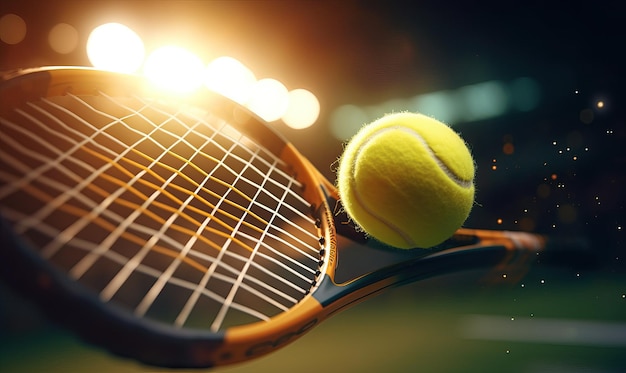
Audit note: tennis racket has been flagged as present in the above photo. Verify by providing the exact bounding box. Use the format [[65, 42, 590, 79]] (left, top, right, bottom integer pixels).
[[0, 67, 589, 368]]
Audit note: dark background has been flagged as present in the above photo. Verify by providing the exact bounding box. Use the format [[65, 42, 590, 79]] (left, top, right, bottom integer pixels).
[[1, 1, 625, 372]]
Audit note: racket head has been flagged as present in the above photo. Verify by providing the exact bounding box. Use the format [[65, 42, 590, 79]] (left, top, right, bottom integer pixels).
[[0, 67, 564, 368], [0, 67, 337, 367]]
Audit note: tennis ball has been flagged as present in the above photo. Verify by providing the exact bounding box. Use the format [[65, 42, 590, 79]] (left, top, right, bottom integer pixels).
[[337, 112, 475, 249]]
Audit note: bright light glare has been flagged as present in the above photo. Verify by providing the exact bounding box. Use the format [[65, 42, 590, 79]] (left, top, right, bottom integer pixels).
[[245, 78, 289, 122], [282, 89, 320, 129], [144, 46, 205, 94], [87, 23, 144, 73], [204, 56, 256, 104]]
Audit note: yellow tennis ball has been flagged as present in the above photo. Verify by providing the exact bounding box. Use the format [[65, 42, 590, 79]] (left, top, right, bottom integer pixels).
[[337, 112, 475, 249]]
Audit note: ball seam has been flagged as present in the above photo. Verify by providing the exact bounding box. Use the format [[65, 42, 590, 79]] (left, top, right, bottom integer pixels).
[[394, 126, 473, 189], [348, 128, 417, 248]]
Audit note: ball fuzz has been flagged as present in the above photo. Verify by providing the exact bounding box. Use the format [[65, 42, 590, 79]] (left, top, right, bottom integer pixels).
[[337, 112, 475, 249]]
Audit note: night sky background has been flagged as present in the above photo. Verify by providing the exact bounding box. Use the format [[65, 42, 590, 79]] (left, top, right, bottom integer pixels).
[[1, 1, 625, 372]]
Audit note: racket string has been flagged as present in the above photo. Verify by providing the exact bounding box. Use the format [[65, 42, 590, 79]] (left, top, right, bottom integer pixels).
[[0, 92, 324, 330], [210, 158, 301, 331]]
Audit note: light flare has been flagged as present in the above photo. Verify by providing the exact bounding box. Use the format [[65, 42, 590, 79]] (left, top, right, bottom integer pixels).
[[87, 23, 145, 73], [245, 78, 289, 122], [282, 89, 320, 129], [144, 45, 205, 94], [204, 57, 256, 104]]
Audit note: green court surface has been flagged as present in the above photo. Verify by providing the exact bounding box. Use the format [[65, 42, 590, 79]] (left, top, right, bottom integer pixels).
[[2, 267, 624, 373]]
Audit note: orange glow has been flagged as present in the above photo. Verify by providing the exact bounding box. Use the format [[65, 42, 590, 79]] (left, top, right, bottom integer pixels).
[[49, 23, 78, 54], [0, 13, 26, 45], [502, 142, 514, 155]]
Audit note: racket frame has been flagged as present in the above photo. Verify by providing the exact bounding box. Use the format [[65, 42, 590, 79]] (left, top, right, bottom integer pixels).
[[0, 67, 581, 368]]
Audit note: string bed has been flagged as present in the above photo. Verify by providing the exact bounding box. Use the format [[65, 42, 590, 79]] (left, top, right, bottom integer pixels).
[[0, 92, 324, 331]]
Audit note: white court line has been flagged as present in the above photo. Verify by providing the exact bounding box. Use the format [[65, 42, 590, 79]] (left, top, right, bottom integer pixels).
[[462, 314, 626, 347]]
